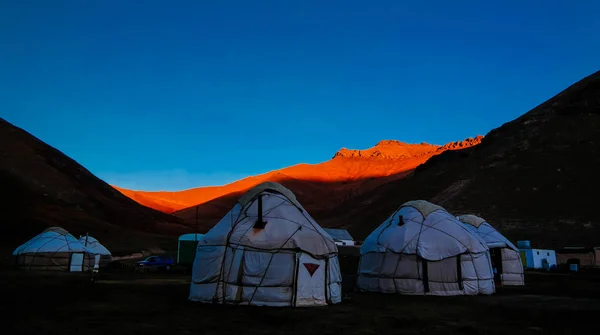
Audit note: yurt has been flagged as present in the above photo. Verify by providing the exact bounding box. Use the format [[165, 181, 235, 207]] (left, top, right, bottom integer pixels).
[[189, 182, 342, 307], [356, 200, 495, 296], [79, 235, 112, 269], [457, 215, 524, 286], [13, 227, 94, 272]]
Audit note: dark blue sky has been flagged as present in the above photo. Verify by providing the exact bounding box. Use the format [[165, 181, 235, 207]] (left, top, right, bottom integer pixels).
[[1, 1, 599, 190]]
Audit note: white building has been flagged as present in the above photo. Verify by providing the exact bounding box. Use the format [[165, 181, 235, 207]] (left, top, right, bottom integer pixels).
[[521, 248, 557, 270], [323, 228, 355, 246]]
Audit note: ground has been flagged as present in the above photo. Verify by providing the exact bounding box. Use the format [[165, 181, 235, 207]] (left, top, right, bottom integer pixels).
[[2, 269, 599, 335]]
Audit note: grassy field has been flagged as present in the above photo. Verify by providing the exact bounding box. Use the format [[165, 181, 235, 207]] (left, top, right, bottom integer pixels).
[[2, 270, 599, 335]]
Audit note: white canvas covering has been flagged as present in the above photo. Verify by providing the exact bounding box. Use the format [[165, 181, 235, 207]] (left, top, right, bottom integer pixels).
[[13, 227, 94, 272], [79, 236, 111, 256], [357, 200, 495, 296], [189, 182, 342, 307], [79, 235, 112, 268], [457, 215, 524, 286]]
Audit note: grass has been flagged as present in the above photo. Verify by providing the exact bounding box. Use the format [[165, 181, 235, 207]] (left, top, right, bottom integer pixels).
[[2, 270, 599, 335]]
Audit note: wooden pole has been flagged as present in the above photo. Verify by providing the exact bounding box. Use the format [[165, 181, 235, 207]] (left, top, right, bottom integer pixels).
[[195, 205, 199, 241]]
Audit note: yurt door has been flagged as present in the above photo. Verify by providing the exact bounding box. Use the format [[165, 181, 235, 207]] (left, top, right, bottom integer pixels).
[[295, 253, 326, 307], [70, 253, 84, 272]]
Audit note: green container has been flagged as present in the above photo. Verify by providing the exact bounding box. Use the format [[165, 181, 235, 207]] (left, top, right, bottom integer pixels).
[[177, 234, 204, 267]]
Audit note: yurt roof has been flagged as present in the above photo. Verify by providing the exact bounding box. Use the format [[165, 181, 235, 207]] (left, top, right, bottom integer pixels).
[[201, 182, 337, 256], [43, 226, 69, 235], [360, 201, 489, 260], [400, 200, 445, 218], [457, 215, 518, 251], [457, 214, 487, 228], [238, 181, 301, 208], [13, 227, 90, 255]]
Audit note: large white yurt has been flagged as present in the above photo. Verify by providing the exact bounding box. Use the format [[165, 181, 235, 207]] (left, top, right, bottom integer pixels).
[[356, 200, 495, 296], [79, 235, 112, 269], [13, 227, 94, 272], [457, 215, 525, 286], [189, 182, 342, 307]]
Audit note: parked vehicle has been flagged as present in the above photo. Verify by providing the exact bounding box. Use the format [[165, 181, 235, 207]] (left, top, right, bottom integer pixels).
[[135, 255, 174, 273]]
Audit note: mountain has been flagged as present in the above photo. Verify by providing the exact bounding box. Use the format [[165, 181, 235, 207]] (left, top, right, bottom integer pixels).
[[133, 70, 600, 249], [330, 70, 600, 248], [115, 136, 483, 215], [0, 118, 186, 259], [6, 69, 598, 257]]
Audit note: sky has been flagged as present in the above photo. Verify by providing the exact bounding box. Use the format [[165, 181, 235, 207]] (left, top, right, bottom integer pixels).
[[1, 1, 599, 191]]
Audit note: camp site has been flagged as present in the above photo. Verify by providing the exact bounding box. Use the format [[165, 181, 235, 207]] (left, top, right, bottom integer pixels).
[[4, 182, 600, 335], [3, 2, 600, 334]]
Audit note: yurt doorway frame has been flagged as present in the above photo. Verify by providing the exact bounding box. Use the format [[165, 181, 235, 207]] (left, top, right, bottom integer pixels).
[[490, 248, 503, 284], [70, 253, 84, 272], [294, 253, 327, 307]]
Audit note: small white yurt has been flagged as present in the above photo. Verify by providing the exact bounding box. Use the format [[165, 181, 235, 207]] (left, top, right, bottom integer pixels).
[[79, 235, 112, 269], [357, 200, 495, 296], [457, 215, 524, 286], [13, 227, 94, 272], [189, 182, 342, 307]]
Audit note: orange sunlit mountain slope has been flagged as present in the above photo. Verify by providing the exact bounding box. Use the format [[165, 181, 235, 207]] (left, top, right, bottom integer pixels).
[[114, 136, 483, 214]]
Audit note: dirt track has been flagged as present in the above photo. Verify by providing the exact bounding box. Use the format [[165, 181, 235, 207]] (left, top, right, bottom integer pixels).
[[2, 270, 600, 335]]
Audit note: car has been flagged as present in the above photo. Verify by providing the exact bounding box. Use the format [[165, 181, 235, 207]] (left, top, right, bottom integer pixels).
[[135, 255, 174, 273]]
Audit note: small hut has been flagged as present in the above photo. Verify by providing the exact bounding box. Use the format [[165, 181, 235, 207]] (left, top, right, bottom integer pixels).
[[13, 227, 94, 272]]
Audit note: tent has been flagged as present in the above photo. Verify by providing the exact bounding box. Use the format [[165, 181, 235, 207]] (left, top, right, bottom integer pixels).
[[356, 200, 495, 296], [177, 233, 204, 268], [13, 227, 94, 272], [79, 235, 112, 269], [456, 215, 525, 286], [189, 182, 342, 307]]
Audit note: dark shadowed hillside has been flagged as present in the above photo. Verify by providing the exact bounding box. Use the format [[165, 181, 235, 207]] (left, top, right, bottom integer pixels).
[[171, 174, 417, 233], [0, 119, 186, 258], [338, 70, 600, 248]]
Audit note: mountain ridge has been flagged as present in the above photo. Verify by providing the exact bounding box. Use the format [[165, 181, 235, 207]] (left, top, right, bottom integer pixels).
[[332, 136, 483, 159], [114, 136, 484, 213]]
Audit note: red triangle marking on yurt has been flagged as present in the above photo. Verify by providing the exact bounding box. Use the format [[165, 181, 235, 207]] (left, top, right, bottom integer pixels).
[[303, 263, 320, 277]]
